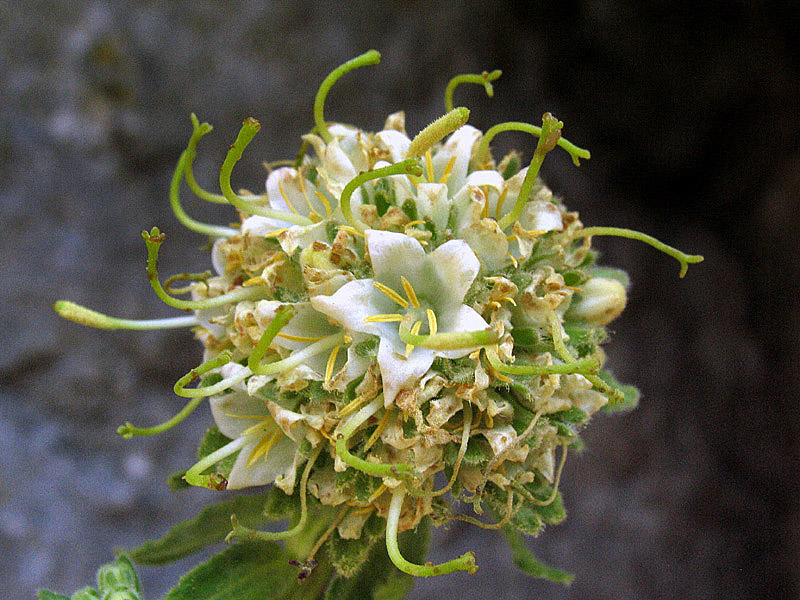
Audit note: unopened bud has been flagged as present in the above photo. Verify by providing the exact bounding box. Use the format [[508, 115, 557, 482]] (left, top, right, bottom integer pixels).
[[567, 276, 627, 326]]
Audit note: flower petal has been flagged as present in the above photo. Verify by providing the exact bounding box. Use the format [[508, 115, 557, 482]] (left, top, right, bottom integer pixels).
[[365, 229, 426, 292], [210, 391, 270, 439], [375, 129, 412, 163], [227, 435, 296, 490], [422, 239, 480, 307], [432, 125, 482, 193], [435, 304, 491, 359], [377, 336, 435, 406]]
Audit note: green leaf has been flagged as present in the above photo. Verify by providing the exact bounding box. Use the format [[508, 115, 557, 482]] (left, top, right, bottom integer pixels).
[[262, 485, 301, 521], [97, 554, 141, 595], [167, 470, 191, 491], [598, 370, 640, 412], [327, 530, 380, 577], [444, 436, 491, 467], [129, 494, 270, 565], [549, 407, 588, 424], [164, 540, 318, 600], [563, 322, 607, 358], [431, 356, 476, 385], [502, 526, 574, 585], [70, 588, 100, 600], [37, 591, 70, 600]]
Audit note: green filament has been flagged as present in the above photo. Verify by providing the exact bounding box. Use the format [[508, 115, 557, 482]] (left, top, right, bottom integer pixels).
[[334, 396, 417, 480], [225, 445, 322, 543], [117, 396, 205, 439], [573, 226, 704, 278], [219, 119, 313, 226], [314, 50, 381, 144], [497, 114, 564, 231], [398, 321, 499, 351], [339, 159, 422, 231], [475, 120, 591, 168], [173, 350, 233, 399], [143, 227, 270, 310], [170, 151, 239, 238], [485, 347, 598, 376], [183, 436, 248, 490], [444, 70, 502, 112], [386, 487, 478, 576], [53, 300, 198, 331], [406, 107, 470, 158]]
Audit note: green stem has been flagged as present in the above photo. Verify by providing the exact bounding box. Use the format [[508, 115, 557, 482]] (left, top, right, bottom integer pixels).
[[475, 120, 591, 167], [497, 114, 564, 231], [339, 159, 422, 231], [53, 300, 198, 330], [225, 445, 322, 543], [485, 347, 598, 376], [170, 151, 239, 237], [573, 226, 704, 278], [185, 114, 230, 204], [173, 350, 233, 398], [183, 436, 248, 490], [314, 50, 381, 144], [386, 487, 477, 576], [250, 332, 345, 377], [219, 119, 313, 226], [444, 70, 502, 112], [335, 396, 417, 480], [398, 321, 499, 351], [143, 227, 270, 309], [547, 313, 623, 405], [406, 107, 470, 158], [117, 396, 205, 439]]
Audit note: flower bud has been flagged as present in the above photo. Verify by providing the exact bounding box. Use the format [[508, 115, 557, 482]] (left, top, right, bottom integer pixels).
[[567, 276, 627, 326]]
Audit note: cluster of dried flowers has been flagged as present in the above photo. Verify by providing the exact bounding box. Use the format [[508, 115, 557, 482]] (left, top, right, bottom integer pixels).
[[54, 51, 701, 586]]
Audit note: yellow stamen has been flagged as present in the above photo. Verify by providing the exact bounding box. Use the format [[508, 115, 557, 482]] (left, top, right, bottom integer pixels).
[[424, 149, 434, 183], [363, 313, 404, 323], [367, 483, 387, 504], [438, 155, 457, 184], [484, 411, 494, 429], [405, 220, 425, 227], [276, 332, 325, 343], [338, 225, 365, 238], [343, 334, 353, 344], [338, 395, 369, 418], [296, 169, 316, 215], [277, 180, 299, 215], [325, 344, 343, 385], [373, 281, 410, 308], [524, 228, 547, 237], [243, 276, 265, 287], [494, 369, 512, 383], [364, 408, 393, 452], [353, 505, 376, 515], [487, 300, 501, 310], [564, 286, 583, 292], [405, 320, 422, 357], [499, 295, 517, 306], [506, 234, 517, 242], [506, 253, 518, 268], [242, 419, 276, 438], [246, 429, 283, 467], [224, 413, 272, 420], [494, 186, 509, 219], [426, 308, 438, 336], [264, 227, 289, 238], [314, 191, 333, 218], [400, 276, 420, 308]]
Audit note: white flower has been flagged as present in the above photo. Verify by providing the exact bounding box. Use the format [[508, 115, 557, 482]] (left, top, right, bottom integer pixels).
[[311, 229, 490, 405]]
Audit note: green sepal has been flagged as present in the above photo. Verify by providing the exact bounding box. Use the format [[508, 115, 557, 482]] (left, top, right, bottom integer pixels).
[[36, 591, 70, 600], [97, 554, 141, 595], [549, 406, 588, 424], [519, 479, 567, 526], [502, 525, 574, 585], [353, 337, 378, 358], [327, 529, 381, 577], [563, 322, 607, 358], [167, 470, 191, 491], [372, 177, 395, 216], [336, 467, 381, 503], [200, 372, 224, 388], [444, 436, 491, 467], [324, 518, 430, 600], [598, 370, 640, 412], [501, 154, 521, 180], [70, 588, 100, 600], [129, 494, 270, 565], [431, 356, 476, 385], [400, 198, 418, 222], [164, 540, 330, 600]]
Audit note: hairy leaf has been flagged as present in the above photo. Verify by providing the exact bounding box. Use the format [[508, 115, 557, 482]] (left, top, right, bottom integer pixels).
[[598, 369, 640, 412], [130, 494, 270, 565], [36, 591, 70, 600], [328, 529, 380, 577], [502, 526, 573, 585]]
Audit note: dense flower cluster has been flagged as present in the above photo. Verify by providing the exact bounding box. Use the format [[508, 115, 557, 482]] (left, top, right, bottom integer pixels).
[[55, 51, 702, 583]]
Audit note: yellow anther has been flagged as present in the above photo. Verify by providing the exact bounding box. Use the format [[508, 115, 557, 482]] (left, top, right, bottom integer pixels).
[[400, 276, 420, 308], [343, 333, 353, 344], [494, 186, 509, 220], [338, 225, 365, 238], [338, 395, 369, 418], [364, 409, 393, 452], [246, 429, 283, 467], [487, 301, 501, 310], [564, 286, 583, 292], [277, 180, 299, 215], [325, 344, 343, 385], [424, 149, 435, 183], [315, 191, 333, 218], [523, 228, 547, 237], [506, 234, 517, 242], [367, 484, 387, 504], [243, 276, 266, 287], [276, 332, 326, 343], [264, 227, 289, 238], [438, 155, 457, 184], [363, 313, 404, 323], [426, 308, 438, 336], [296, 168, 316, 215], [372, 281, 410, 308], [499, 296, 517, 306], [493, 370, 512, 383], [308, 211, 323, 223], [405, 220, 425, 227], [405, 320, 422, 357], [242, 419, 275, 437], [506, 253, 518, 268]]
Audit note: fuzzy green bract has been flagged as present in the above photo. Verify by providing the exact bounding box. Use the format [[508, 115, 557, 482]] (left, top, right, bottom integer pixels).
[[50, 49, 702, 599]]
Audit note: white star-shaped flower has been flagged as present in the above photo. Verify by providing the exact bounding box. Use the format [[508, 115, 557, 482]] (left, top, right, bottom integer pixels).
[[311, 229, 490, 405]]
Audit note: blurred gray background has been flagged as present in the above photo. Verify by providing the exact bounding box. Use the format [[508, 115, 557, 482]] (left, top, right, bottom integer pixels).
[[2, 1, 798, 599]]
